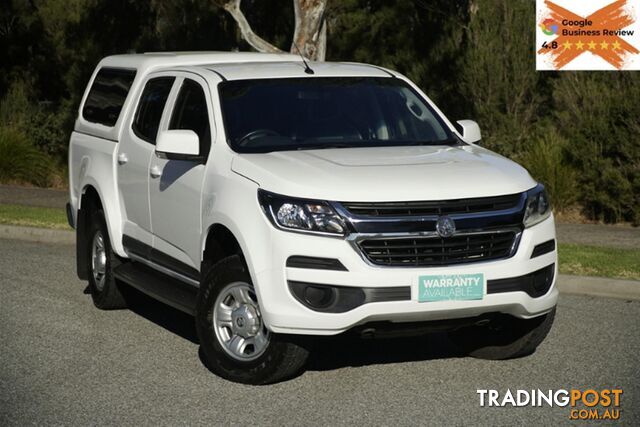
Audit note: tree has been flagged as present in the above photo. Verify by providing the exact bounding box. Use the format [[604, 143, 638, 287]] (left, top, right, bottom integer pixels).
[[458, 0, 545, 156], [552, 73, 640, 223], [214, 0, 327, 60], [326, 0, 468, 118]]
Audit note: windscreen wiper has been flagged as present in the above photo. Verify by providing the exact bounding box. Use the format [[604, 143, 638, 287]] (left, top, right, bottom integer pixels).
[[295, 143, 356, 150], [413, 137, 460, 146]]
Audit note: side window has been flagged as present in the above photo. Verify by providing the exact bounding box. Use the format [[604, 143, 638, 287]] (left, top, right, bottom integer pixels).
[[132, 77, 175, 144], [82, 67, 136, 127], [169, 79, 211, 159]]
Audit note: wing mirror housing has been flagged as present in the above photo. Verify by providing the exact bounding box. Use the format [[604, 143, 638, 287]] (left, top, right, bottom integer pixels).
[[456, 120, 482, 144], [156, 130, 201, 161]]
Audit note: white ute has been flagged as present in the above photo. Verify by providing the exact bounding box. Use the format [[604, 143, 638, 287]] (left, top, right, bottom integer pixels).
[[68, 52, 558, 384]]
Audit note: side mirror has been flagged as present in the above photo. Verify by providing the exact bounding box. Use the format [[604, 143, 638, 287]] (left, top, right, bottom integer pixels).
[[156, 130, 200, 161], [456, 120, 482, 144]]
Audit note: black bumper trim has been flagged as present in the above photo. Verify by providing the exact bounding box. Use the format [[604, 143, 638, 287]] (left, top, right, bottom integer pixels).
[[288, 281, 410, 313], [289, 263, 555, 313], [487, 264, 555, 298], [286, 256, 348, 271], [531, 239, 556, 258]]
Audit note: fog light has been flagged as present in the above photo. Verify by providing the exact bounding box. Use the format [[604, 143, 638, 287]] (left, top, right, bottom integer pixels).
[[304, 285, 336, 309], [533, 264, 555, 292]]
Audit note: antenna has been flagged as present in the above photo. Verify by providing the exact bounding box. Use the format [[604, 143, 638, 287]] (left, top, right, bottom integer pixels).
[[292, 41, 314, 75]]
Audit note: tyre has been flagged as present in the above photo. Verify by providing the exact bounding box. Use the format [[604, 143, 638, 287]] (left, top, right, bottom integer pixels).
[[448, 307, 556, 360], [196, 255, 309, 385], [86, 209, 126, 310]]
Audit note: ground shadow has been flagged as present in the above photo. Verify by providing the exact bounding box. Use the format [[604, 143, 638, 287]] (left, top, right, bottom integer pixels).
[[120, 285, 199, 344], [305, 332, 464, 371], [116, 284, 464, 372]]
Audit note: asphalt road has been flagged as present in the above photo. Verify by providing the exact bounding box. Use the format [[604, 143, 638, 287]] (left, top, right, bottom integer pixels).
[[1, 239, 639, 426]]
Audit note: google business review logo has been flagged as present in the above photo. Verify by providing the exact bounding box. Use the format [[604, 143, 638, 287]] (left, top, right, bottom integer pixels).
[[540, 18, 559, 35]]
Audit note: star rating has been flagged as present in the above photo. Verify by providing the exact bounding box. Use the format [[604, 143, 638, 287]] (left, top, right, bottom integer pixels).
[[562, 40, 621, 50], [551, 38, 629, 58]]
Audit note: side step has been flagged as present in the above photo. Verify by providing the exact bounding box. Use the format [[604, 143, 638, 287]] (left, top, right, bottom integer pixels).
[[113, 261, 199, 315]]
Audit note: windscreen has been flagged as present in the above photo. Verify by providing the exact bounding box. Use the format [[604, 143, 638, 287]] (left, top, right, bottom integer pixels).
[[218, 77, 455, 153]]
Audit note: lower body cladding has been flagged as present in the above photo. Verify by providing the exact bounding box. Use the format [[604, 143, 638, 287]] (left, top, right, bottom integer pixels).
[[252, 216, 558, 336]]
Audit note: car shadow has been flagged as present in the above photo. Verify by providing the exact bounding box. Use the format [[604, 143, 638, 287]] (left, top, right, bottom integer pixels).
[[305, 333, 464, 371], [120, 285, 199, 344], [116, 285, 465, 373]]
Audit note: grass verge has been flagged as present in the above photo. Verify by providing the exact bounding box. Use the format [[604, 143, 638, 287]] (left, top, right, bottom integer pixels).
[[558, 243, 640, 281], [0, 204, 69, 230], [0, 204, 638, 281]]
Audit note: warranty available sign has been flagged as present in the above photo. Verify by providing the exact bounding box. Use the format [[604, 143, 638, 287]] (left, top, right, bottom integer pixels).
[[536, 0, 640, 70]]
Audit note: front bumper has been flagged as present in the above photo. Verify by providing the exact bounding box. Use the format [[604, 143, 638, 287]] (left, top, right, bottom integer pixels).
[[253, 215, 558, 336]]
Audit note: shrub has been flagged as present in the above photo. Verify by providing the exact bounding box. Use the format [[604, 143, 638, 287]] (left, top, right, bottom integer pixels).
[[0, 126, 55, 187], [458, 0, 545, 157], [518, 129, 577, 213], [0, 80, 71, 163], [552, 73, 640, 224]]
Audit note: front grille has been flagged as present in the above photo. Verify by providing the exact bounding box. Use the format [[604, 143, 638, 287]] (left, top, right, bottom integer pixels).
[[341, 194, 522, 217], [357, 231, 518, 267]]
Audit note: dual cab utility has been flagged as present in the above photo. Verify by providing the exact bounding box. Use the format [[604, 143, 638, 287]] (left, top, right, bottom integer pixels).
[[68, 52, 557, 384]]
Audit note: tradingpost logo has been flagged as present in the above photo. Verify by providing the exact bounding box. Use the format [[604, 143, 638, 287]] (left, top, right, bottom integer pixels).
[[477, 388, 623, 420]]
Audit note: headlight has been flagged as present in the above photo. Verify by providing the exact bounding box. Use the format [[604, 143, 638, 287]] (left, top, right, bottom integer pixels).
[[258, 189, 347, 236], [523, 184, 551, 228]]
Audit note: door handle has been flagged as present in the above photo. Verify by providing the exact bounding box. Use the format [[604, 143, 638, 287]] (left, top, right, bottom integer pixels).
[[117, 153, 128, 165], [150, 165, 162, 178]]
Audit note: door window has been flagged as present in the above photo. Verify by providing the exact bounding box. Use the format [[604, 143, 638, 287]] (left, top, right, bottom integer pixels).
[[132, 77, 176, 144], [169, 79, 211, 159]]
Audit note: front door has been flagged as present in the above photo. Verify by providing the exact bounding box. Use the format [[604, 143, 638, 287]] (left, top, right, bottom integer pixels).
[[149, 76, 213, 275]]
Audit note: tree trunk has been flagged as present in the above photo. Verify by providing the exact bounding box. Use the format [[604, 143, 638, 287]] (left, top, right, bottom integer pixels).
[[215, 0, 327, 61], [216, 0, 284, 54], [291, 0, 327, 61]]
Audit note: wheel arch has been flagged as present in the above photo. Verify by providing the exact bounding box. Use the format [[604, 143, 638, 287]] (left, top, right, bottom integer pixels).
[[76, 182, 124, 279], [201, 223, 244, 274]]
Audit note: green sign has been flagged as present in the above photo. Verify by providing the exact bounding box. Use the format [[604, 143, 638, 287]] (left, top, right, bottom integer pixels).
[[418, 273, 485, 302]]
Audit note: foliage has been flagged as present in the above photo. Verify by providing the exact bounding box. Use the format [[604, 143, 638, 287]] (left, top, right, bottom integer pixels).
[[327, 0, 468, 117], [0, 80, 70, 161], [0, 126, 55, 187], [0, 0, 638, 223], [517, 127, 577, 213], [0, 204, 69, 229], [552, 73, 640, 224], [558, 243, 640, 280], [459, 0, 545, 156]]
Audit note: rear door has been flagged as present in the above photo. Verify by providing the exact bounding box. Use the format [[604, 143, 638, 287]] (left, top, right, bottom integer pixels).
[[117, 74, 176, 247], [148, 74, 213, 276]]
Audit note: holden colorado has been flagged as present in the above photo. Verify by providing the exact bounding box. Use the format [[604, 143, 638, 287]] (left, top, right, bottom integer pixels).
[[67, 52, 557, 384]]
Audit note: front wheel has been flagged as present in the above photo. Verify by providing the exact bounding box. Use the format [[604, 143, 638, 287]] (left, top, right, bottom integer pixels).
[[196, 255, 309, 384], [448, 308, 556, 360]]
